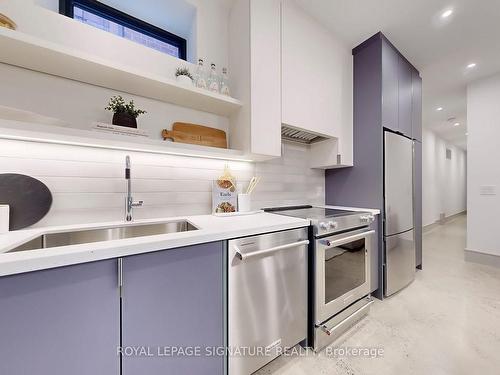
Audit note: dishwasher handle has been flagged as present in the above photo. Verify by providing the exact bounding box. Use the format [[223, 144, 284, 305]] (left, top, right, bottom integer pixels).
[[235, 239, 309, 261]]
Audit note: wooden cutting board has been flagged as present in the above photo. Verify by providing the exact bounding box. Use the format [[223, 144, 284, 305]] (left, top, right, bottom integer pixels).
[[162, 122, 227, 149]]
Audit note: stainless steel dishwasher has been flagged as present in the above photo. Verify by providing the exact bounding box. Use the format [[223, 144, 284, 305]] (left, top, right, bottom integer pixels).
[[228, 228, 309, 375]]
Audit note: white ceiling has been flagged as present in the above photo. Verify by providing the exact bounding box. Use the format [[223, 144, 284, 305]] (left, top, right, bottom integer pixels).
[[294, 0, 500, 149]]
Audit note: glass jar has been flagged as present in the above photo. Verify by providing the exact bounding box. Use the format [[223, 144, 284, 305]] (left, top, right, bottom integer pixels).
[[194, 58, 207, 89], [220, 67, 230, 96], [208, 63, 220, 93]]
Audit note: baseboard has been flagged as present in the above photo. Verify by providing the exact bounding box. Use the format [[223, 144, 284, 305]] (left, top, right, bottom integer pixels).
[[423, 211, 467, 233], [445, 210, 467, 222], [465, 249, 500, 268], [423, 221, 440, 233]]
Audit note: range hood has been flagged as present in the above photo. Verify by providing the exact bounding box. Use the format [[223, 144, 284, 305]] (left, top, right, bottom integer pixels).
[[281, 125, 328, 144]]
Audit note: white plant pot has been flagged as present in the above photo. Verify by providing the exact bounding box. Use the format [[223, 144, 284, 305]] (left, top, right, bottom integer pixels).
[[176, 75, 193, 87]]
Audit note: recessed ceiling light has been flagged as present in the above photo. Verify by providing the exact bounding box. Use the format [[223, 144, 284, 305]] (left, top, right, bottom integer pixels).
[[436, 107, 443, 111], [467, 63, 477, 69], [465, 132, 469, 136], [441, 9, 453, 18], [454, 122, 460, 126]]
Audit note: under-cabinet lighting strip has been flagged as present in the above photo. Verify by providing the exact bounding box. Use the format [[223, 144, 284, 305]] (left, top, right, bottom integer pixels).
[[0, 134, 255, 163]]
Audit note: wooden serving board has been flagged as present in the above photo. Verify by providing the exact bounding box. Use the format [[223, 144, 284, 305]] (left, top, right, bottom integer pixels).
[[0, 14, 16, 30], [162, 122, 227, 149]]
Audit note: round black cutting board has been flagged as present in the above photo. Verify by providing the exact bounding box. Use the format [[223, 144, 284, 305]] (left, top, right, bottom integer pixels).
[[0, 174, 52, 230]]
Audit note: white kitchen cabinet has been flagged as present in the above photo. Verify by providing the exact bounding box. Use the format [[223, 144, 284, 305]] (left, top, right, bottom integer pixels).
[[229, 0, 353, 166], [229, 0, 282, 159], [281, 0, 353, 166], [309, 135, 353, 169], [309, 106, 354, 169]]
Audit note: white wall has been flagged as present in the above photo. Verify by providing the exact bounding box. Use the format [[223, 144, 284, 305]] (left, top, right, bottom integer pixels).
[[0, 63, 229, 140], [422, 128, 467, 226], [0, 0, 229, 70], [0, 139, 324, 227], [36, 0, 198, 62], [0, 0, 327, 228], [467, 74, 500, 256], [0, 0, 232, 139]]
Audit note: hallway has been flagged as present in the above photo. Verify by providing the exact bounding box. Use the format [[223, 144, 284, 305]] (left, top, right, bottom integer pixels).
[[257, 215, 500, 375]]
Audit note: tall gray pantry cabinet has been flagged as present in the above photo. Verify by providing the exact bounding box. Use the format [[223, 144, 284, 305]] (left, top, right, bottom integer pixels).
[[325, 32, 423, 299]]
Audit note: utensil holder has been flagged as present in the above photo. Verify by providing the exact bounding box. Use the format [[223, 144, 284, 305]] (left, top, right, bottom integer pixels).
[[238, 194, 251, 212]]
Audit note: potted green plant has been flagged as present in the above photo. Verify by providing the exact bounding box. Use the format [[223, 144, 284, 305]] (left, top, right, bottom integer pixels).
[[175, 67, 193, 86], [105, 95, 146, 129]]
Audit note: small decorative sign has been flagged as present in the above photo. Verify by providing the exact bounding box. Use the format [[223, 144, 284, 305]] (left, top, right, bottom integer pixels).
[[212, 179, 237, 213], [91, 122, 150, 138]]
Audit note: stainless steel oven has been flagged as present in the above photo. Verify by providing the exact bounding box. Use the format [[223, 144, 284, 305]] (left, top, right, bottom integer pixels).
[[263, 205, 376, 351], [315, 228, 374, 323]]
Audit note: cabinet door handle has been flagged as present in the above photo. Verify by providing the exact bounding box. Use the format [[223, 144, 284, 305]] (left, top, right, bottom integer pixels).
[[235, 240, 309, 261], [117, 258, 123, 298]]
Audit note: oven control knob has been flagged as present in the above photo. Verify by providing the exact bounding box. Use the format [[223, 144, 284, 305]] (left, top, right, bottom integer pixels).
[[328, 221, 338, 229], [360, 215, 374, 224], [320, 222, 329, 230]]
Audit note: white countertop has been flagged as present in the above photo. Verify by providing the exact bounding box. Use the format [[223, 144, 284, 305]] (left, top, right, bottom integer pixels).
[[0, 205, 379, 277], [0, 213, 309, 277]]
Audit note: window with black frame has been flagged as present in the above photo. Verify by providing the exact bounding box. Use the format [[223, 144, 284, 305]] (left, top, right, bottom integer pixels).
[[59, 0, 187, 60]]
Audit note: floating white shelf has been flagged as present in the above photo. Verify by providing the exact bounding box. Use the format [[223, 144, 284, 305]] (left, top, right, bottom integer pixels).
[[0, 28, 242, 116], [0, 120, 254, 162]]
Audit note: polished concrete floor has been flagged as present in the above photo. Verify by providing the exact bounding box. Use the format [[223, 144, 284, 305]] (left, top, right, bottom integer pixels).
[[256, 215, 500, 375]]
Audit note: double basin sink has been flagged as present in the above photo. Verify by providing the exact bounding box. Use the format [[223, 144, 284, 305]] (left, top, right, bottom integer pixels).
[[8, 220, 198, 253]]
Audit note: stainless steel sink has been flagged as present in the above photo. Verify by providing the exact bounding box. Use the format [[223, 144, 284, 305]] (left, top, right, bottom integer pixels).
[[8, 221, 198, 253]]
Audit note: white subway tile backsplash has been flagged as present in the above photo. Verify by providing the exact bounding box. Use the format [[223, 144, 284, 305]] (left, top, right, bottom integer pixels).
[[0, 139, 325, 227]]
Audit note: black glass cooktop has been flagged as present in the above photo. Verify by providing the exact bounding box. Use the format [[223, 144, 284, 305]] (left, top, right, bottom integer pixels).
[[264, 205, 357, 220]]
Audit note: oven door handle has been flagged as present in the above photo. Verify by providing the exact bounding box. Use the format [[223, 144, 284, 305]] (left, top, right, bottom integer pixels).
[[317, 298, 374, 336], [322, 230, 375, 248], [235, 240, 309, 261]]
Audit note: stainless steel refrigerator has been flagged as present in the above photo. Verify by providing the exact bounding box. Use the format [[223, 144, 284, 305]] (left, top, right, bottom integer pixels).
[[384, 131, 416, 296]]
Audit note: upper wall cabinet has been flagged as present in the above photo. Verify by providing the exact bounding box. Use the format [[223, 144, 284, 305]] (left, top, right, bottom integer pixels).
[[411, 67, 423, 142], [381, 37, 421, 140], [229, 0, 282, 159], [228, 0, 353, 165], [398, 54, 413, 137], [281, 0, 353, 140], [382, 40, 400, 132]]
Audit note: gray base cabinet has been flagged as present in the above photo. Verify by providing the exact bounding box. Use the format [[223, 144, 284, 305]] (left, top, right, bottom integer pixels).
[[0, 260, 120, 375], [0, 242, 225, 374], [121, 242, 224, 375]]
